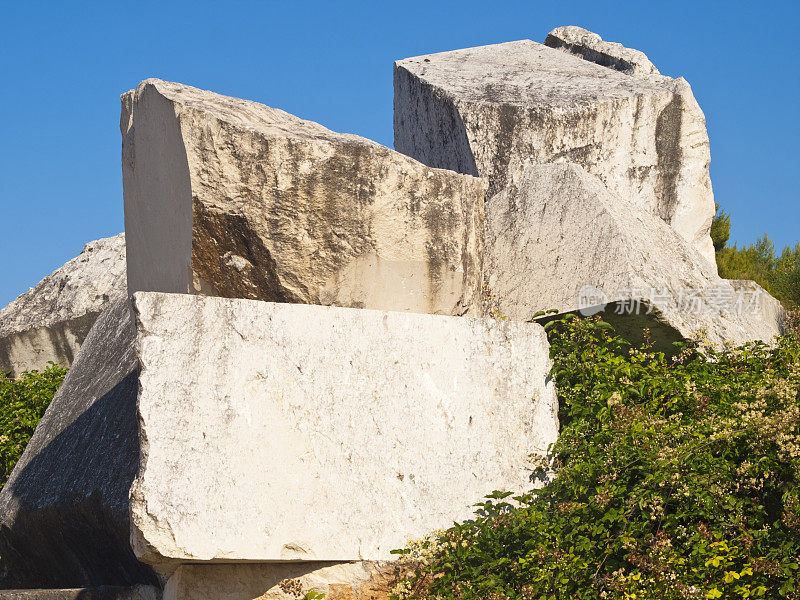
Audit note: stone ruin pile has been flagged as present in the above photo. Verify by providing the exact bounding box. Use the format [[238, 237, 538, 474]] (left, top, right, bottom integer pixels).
[[0, 27, 788, 599]]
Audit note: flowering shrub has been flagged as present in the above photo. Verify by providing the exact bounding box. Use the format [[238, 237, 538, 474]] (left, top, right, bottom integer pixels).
[[392, 316, 800, 599], [0, 363, 67, 487]]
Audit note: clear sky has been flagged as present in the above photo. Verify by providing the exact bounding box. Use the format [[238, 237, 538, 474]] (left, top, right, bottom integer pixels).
[[0, 0, 797, 307]]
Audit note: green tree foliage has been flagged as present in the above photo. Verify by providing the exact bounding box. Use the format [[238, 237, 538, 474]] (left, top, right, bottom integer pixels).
[[717, 238, 800, 309], [710, 202, 799, 309], [0, 364, 67, 487], [711, 203, 732, 252], [393, 316, 800, 600], [773, 245, 800, 310]]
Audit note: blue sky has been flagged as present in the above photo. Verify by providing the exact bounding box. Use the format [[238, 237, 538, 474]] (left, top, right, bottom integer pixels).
[[1, 0, 797, 306]]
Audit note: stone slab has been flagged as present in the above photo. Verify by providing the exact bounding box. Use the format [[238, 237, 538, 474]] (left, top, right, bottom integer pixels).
[[0, 293, 557, 579], [0, 587, 158, 600], [122, 79, 487, 315], [544, 26, 660, 76], [484, 163, 785, 349], [162, 562, 389, 600], [129, 292, 558, 564]]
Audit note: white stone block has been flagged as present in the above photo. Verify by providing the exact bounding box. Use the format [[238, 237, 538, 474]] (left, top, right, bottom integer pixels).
[[394, 39, 717, 265], [122, 79, 487, 316], [130, 292, 558, 564]]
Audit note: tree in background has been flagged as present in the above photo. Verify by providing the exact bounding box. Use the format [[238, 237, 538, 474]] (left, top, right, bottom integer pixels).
[[774, 244, 800, 308], [710, 203, 731, 252], [713, 205, 799, 309]]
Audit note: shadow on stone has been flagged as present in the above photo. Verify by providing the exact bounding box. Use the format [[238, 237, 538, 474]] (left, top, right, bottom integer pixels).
[[535, 302, 685, 357], [393, 65, 479, 180], [0, 371, 158, 588], [0, 300, 158, 588]]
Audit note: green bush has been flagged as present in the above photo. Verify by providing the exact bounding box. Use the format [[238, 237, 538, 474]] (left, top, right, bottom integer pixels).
[[0, 364, 67, 488], [773, 245, 800, 310], [711, 203, 731, 252], [716, 235, 776, 284], [717, 239, 800, 309], [711, 204, 799, 310], [393, 317, 800, 600]]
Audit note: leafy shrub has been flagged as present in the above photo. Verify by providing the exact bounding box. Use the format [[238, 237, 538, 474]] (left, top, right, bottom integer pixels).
[[0, 364, 67, 488], [711, 204, 731, 252], [717, 239, 800, 310], [772, 245, 800, 310], [711, 204, 799, 310], [393, 317, 800, 599]]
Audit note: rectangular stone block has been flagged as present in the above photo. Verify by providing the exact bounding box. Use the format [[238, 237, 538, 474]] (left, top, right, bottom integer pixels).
[[162, 562, 389, 600], [130, 292, 558, 564], [394, 40, 716, 265], [0, 293, 556, 582], [122, 79, 487, 316]]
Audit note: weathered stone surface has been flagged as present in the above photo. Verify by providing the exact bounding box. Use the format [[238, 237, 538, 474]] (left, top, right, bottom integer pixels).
[[0, 587, 159, 600], [728, 279, 788, 339], [162, 561, 391, 600], [0, 292, 555, 580], [544, 26, 660, 76], [122, 79, 487, 315], [0, 300, 158, 588], [0, 234, 126, 377], [485, 163, 786, 349], [394, 39, 716, 264], [130, 292, 557, 564]]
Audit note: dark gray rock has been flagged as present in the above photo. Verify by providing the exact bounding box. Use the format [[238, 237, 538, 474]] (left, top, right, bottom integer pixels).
[[0, 300, 157, 588]]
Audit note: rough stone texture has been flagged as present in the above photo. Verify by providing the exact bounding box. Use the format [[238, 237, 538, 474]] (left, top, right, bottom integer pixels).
[[0, 587, 159, 600], [0, 292, 555, 582], [393, 39, 716, 265], [130, 292, 557, 564], [728, 279, 788, 339], [0, 300, 159, 588], [485, 164, 786, 349], [122, 79, 487, 316], [162, 561, 392, 600], [544, 26, 660, 76], [0, 234, 126, 377]]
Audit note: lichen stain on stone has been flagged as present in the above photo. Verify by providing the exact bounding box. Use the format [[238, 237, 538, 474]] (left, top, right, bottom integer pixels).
[[654, 94, 683, 224], [192, 197, 295, 303]]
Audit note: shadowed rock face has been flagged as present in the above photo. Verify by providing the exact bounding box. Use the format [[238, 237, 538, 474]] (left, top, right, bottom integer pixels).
[[0, 300, 158, 588], [484, 163, 786, 349], [122, 79, 487, 316], [393, 39, 716, 265], [0, 234, 127, 377]]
